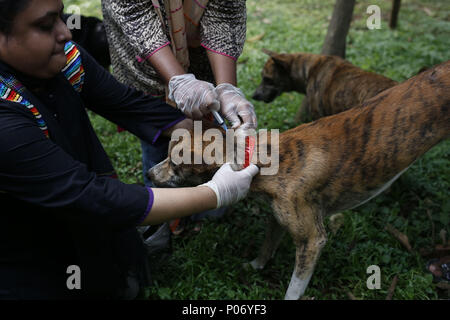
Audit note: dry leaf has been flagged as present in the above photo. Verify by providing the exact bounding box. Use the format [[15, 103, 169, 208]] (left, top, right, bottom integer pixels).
[[247, 33, 265, 43], [386, 224, 413, 253], [329, 213, 345, 235], [423, 7, 433, 16]]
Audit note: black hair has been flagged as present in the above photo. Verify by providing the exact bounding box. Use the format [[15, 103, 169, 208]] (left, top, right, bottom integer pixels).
[[0, 0, 32, 35]]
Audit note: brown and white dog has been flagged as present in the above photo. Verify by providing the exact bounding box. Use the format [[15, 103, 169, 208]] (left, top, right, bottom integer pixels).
[[252, 50, 398, 122], [148, 61, 450, 299]]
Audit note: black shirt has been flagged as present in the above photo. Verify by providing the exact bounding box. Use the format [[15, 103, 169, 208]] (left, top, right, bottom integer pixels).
[[0, 43, 184, 299]]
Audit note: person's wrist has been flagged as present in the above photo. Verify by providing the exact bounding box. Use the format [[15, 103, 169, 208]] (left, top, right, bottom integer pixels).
[[168, 74, 196, 102], [198, 183, 220, 208], [169, 73, 196, 88], [215, 82, 234, 91], [215, 83, 244, 97]]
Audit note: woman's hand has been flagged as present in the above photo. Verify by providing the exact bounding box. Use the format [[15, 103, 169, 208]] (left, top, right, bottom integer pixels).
[[168, 74, 220, 119], [215, 83, 257, 130], [201, 163, 259, 208]]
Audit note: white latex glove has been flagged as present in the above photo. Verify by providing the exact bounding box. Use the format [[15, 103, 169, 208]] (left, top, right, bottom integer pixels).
[[201, 163, 259, 208], [168, 73, 220, 119], [215, 83, 257, 130]]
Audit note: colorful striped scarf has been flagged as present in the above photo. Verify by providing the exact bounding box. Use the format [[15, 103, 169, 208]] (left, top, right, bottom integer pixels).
[[0, 76, 49, 137], [62, 41, 85, 93], [0, 41, 85, 138]]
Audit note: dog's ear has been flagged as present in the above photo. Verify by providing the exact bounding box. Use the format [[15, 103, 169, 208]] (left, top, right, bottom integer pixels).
[[271, 53, 293, 71], [262, 48, 292, 70], [262, 48, 278, 57]]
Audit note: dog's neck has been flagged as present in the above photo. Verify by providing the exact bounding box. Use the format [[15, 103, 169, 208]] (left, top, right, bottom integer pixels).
[[187, 122, 279, 171], [230, 130, 278, 170], [290, 54, 310, 94]]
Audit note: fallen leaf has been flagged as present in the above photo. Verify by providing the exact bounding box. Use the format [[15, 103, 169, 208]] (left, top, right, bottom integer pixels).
[[423, 7, 433, 16], [329, 213, 345, 235], [247, 33, 265, 43], [386, 224, 413, 253]]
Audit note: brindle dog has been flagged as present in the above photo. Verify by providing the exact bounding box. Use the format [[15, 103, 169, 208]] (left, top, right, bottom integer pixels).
[[148, 61, 450, 299], [252, 49, 398, 122]]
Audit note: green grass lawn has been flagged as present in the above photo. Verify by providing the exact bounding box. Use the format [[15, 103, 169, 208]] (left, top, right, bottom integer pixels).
[[65, 0, 449, 299]]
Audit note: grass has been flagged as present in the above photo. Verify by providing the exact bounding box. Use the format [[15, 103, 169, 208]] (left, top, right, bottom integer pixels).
[[65, 0, 449, 299]]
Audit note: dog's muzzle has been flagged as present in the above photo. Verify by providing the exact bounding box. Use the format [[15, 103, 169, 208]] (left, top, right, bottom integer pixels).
[[252, 86, 279, 103], [147, 158, 179, 188]]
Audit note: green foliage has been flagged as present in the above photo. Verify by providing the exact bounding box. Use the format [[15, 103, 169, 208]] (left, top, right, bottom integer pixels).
[[64, 0, 449, 299], [63, 0, 103, 18]]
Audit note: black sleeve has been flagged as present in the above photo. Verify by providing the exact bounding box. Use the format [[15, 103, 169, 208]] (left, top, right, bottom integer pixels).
[[0, 102, 152, 229], [78, 44, 185, 145]]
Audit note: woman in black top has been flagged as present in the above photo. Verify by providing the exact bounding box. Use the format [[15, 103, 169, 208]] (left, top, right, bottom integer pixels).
[[0, 0, 258, 299]]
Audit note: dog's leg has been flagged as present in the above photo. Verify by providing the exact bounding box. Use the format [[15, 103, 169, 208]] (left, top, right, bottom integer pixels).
[[249, 214, 286, 270], [284, 205, 327, 300]]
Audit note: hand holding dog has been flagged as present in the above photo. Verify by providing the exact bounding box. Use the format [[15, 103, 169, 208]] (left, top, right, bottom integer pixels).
[[168, 73, 220, 120], [216, 83, 257, 130], [202, 163, 259, 208]]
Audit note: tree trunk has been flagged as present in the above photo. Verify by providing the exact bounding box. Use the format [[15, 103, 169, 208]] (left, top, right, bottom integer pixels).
[[321, 0, 356, 59], [389, 0, 402, 29]]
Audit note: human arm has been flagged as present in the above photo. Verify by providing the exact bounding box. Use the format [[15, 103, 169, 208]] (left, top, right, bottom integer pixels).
[[146, 38, 238, 87], [0, 103, 152, 228], [78, 44, 187, 145], [206, 51, 257, 129], [146, 45, 185, 84], [101, 0, 170, 63], [0, 104, 257, 228], [140, 186, 216, 225], [206, 49, 237, 86], [200, 0, 257, 129], [147, 46, 220, 120], [141, 163, 259, 225]]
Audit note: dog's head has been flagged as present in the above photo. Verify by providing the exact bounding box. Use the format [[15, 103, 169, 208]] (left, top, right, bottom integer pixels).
[[252, 50, 325, 103], [252, 49, 304, 103], [148, 121, 240, 188]]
